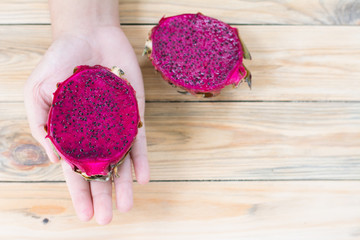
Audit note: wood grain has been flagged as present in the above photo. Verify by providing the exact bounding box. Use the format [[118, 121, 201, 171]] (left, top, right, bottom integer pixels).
[[1, 102, 359, 181], [0, 181, 359, 239], [2, 0, 359, 238], [0, 0, 359, 25], [1, 25, 360, 102]]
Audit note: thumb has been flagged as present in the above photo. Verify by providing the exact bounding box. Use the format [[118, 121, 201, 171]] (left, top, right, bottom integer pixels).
[[24, 82, 60, 164]]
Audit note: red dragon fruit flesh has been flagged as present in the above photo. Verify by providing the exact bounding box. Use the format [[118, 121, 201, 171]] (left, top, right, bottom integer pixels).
[[46, 65, 141, 181], [144, 13, 252, 98]]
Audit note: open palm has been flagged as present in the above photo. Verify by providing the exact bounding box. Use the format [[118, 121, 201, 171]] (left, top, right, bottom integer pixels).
[[24, 26, 149, 225]]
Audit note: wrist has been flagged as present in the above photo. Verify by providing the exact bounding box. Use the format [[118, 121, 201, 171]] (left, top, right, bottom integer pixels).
[[49, 0, 119, 40]]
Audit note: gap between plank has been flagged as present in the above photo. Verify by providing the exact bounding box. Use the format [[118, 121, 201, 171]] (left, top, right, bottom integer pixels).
[[1, 100, 360, 104], [0, 179, 359, 184], [145, 100, 360, 103], [1, 23, 359, 26]]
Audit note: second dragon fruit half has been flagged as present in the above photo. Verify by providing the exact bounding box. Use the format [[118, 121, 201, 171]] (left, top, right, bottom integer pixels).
[[144, 13, 252, 98]]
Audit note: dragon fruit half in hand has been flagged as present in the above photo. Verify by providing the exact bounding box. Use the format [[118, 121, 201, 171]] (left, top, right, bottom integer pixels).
[[46, 65, 141, 181], [144, 13, 252, 98]]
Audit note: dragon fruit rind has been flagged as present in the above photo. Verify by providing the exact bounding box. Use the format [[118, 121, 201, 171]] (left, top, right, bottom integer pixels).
[[144, 13, 251, 98], [46, 65, 141, 181]]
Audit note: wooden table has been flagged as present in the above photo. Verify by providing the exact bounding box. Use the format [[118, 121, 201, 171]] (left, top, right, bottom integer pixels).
[[1, 0, 360, 239]]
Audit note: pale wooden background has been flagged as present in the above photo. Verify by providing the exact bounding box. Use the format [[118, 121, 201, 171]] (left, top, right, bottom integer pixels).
[[0, 0, 360, 239]]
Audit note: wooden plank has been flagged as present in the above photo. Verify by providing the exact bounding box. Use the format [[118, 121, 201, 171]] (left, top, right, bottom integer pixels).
[[1, 25, 359, 102], [1, 102, 359, 181], [0, 181, 359, 239], [0, 0, 360, 25]]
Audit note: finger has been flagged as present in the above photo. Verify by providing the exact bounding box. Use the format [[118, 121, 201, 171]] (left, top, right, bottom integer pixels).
[[90, 176, 113, 225], [62, 161, 93, 222], [114, 155, 133, 212], [130, 125, 150, 184]]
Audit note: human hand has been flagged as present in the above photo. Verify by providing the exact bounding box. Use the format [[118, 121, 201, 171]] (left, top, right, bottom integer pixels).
[[24, 0, 149, 225]]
